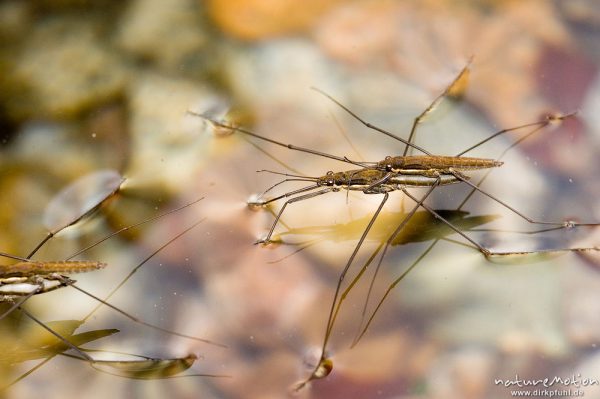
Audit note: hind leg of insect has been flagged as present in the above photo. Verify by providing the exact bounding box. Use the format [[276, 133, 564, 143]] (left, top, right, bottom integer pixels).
[[353, 238, 439, 346], [450, 165, 599, 245], [70, 219, 224, 348]]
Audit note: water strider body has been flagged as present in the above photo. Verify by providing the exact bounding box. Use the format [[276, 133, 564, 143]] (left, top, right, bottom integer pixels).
[[193, 63, 599, 391], [319, 166, 470, 189]]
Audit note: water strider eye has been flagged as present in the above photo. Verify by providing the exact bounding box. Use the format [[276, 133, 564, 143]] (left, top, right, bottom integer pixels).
[[383, 156, 393, 171]]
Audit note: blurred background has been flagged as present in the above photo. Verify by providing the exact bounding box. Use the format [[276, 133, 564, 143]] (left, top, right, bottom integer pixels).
[[0, 1, 599, 398]]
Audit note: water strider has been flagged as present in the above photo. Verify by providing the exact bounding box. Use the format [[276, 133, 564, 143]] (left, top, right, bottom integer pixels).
[[0, 173, 226, 391], [193, 64, 599, 389]]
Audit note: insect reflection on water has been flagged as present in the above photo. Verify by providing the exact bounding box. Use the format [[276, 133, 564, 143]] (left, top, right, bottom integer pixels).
[[194, 63, 600, 392], [0, 171, 226, 396]]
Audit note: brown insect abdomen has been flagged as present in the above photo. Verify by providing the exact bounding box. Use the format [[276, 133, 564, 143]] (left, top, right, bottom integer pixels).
[[0, 260, 107, 277], [385, 155, 502, 170]]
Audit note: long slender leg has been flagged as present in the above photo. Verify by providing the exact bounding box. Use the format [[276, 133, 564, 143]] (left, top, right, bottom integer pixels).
[[257, 188, 334, 244], [65, 278, 222, 347], [260, 184, 320, 205], [456, 114, 574, 157], [0, 198, 205, 264], [329, 109, 365, 161], [456, 121, 551, 210], [18, 307, 93, 362], [26, 233, 55, 259], [2, 356, 54, 391], [0, 291, 37, 321], [295, 192, 389, 391], [330, 179, 441, 349], [402, 63, 471, 156], [311, 88, 432, 156], [452, 171, 600, 229], [353, 239, 439, 345], [252, 177, 318, 205], [345, 179, 441, 346], [324, 242, 384, 346], [66, 198, 204, 259], [78, 219, 225, 348], [402, 189, 597, 256], [312, 62, 471, 158], [189, 111, 353, 166], [244, 137, 305, 176]]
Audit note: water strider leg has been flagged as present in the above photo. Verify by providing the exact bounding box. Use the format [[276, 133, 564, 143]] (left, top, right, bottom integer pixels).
[[71, 219, 225, 347], [256, 187, 334, 244], [402, 63, 471, 156], [402, 189, 597, 256], [311, 88, 431, 156], [353, 239, 439, 345], [65, 198, 204, 259], [189, 110, 354, 166], [450, 170, 600, 232], [0, 291, 37, 321], [17, 307, 94, 362], [455, 119, 557, 210], [325, 178, 442, 352], [294, 192, 389, 391]]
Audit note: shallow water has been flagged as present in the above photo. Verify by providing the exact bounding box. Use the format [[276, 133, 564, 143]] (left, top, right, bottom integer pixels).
[[1, 1, 600, 398]]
